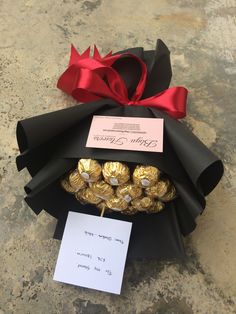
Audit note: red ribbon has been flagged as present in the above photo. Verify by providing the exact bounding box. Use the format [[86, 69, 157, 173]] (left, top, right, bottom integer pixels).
[[57, 45, 188, 119]]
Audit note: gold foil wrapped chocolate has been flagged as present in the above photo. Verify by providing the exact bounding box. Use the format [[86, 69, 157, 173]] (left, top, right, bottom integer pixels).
[[61, 177, 76, 194], [159, 185, 176, 202], [131, 196, 154, 212], [77, 159, 101, 182], [105, 197, 128, 211], [76, 188, 101, 205], [102, 162, 130, 186], [116, 183, 142, 202], [145, 178, 170, 198], [90, 180, 114, 200], [133, 165, 160, 187], [147, 201, 165, 213], [69, 170, 87, 190], [121, 205, 138, 215]]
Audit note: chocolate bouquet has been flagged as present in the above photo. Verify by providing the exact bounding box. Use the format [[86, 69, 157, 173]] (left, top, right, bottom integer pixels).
[[16, 39, 223, 260]]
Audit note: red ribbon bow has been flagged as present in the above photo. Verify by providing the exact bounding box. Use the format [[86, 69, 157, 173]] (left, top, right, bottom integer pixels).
[[57, 45, 188, 119]]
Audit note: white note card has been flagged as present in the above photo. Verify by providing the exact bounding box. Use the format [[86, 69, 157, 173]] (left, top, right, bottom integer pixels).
[[53, 212, 132, 294]]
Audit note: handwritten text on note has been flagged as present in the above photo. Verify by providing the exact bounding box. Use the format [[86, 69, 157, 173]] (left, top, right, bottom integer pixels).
[[53, 212, 132, 294]]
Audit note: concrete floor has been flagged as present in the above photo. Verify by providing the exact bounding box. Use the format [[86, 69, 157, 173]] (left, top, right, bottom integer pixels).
[[0, 0, 236, 313]]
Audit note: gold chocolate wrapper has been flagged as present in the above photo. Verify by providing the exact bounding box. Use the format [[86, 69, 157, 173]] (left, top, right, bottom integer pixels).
[[159, 185, 176, 202], [76, 188, 101, 205], [78, 159, 102, 182], [61, 177, 76, 193], [102, 162, 130, 186], [121, 205, 138, 215], [90, 180, 114, 200], [116, 183, 142, 202], [131, 196, 154, 211], [105, 197, 128, 211], [69, 169, 87, 190], [145, 178, 170, 198], [147, 201, 165, 213], [133, 165, 160, 187]]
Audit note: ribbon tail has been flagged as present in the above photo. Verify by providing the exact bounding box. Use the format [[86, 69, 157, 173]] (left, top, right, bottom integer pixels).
[[69, 45, 81, 66]]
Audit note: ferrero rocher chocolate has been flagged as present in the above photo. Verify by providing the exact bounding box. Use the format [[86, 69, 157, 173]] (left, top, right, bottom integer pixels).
[[77, 159, 101, 182], [90, 180, 114, 200], [116, 183, 142, 202], [76, 188, 101, 205], [131, 196, 154, 212], [121, 205, 138, 215], [145, 178, 170, 198], [69, 169, 87, 190], [105, 197, 128, 211], [133, 165, 160, 187], [102, 162, 130, 186], [61, 177, 76, 193], [159, 185, 176, 202], [147, 201, 165, 213]]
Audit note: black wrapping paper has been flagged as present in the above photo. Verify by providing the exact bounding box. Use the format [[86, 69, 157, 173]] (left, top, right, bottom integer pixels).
[[16, 39, 223, 260]]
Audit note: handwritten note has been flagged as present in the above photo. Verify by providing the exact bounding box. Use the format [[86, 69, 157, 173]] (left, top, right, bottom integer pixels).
[[53, 212, 132, 294], [86, 115, 164, 152]]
